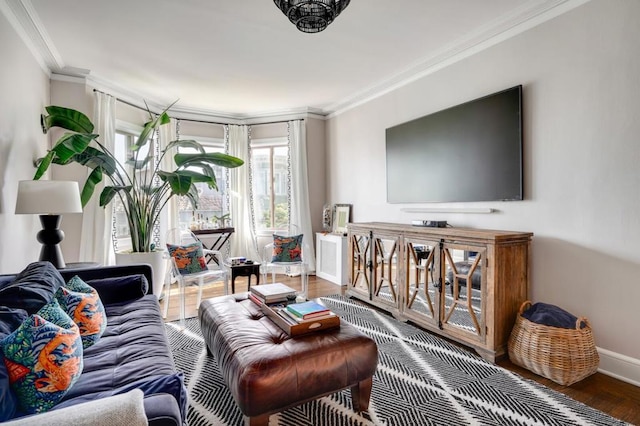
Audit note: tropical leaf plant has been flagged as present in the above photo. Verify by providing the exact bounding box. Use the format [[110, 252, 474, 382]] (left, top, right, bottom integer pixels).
[[36, 104, 244, 253]]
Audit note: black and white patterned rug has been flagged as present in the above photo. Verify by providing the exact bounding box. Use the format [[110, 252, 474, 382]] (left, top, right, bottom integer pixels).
[[165, 295, 627, 426]]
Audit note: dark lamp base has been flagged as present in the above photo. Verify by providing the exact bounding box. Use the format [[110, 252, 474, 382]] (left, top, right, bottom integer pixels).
[[36, 214, 67, 269]]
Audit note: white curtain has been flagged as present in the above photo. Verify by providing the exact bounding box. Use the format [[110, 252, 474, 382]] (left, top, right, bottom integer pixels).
[[228, 124, 260, 261], [79, 92, 116, 265], [289, 120, 316, 273], [158, 119, 178, 248]]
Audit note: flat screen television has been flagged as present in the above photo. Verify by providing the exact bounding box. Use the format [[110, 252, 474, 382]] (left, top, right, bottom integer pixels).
[[385, 85, 523, 203]]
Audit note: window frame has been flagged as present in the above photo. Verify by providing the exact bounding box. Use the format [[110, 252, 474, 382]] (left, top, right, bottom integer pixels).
[[175, 135, 227, 230], [250, 136, 289, 236], [112, 121, 148, 252]]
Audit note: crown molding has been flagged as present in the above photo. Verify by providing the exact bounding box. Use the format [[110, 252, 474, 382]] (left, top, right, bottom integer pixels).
[[325, 0, 592, 118], [0, 0, 62, 75], [9, 0, 591, 121], [51, 72, 323, 125]]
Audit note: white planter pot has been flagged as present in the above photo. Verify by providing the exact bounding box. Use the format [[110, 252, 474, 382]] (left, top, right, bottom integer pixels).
[[115, 250, 166, 299]]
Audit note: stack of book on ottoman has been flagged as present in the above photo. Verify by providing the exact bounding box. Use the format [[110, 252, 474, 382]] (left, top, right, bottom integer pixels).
[[249, 285, 340, 336], [248, 283, 297, 306]]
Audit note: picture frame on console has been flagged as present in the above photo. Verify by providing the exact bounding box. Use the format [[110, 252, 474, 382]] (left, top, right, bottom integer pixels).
[[322, 203, 333, 232], [332, 204, 352, 234]]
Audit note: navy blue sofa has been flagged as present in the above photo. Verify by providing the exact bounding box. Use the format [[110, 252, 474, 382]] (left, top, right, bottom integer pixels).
[[0, 262, 186, 426]]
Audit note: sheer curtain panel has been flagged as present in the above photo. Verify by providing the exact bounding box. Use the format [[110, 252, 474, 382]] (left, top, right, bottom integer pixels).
[[228, 124, 260, 261], [79, 92, 116, 265], [158, 120, 178, 249], [288, 120, 316, 273]]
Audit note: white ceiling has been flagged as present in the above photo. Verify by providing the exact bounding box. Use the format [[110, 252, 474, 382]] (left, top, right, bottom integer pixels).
[[5, 0, 577, 118]]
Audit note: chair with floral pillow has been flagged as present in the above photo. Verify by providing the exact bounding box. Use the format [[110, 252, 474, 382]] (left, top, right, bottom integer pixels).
[[261, 226, 310, 298], [165, 228, 228, 323]]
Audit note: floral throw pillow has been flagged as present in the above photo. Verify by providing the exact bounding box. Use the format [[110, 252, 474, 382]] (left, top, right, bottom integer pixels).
[[36, 299, 78, 335], [272, 234, 303, 262], [55, 276, 107, 349], [1, 314, 83, 415], [167, 242, 207, 275]]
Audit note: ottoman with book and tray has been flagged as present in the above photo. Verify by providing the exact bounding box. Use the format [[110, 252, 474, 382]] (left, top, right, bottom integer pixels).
[[198, 284, 379, 426]]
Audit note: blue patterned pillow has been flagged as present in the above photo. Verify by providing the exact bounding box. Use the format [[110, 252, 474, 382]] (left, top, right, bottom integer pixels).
[[55, 276, 107, 349], [167, 242, 207, 275], [272, 234, 303, 262], [36, 299, 78, 334], [1, 314, 83, 414]]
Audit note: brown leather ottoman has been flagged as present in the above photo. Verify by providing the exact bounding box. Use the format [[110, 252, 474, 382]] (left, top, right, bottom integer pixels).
[[199, 294, 378, 426]]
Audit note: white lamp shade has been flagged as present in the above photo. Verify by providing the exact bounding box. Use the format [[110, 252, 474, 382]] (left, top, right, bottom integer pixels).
[[15, 180, 83, 214]]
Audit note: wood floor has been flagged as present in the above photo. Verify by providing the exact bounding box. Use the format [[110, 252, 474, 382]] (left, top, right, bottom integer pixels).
[[162, 275, 640, 425]]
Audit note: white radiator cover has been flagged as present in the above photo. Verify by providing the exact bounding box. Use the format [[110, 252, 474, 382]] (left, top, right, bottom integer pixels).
[[315, 233, 348, 285]]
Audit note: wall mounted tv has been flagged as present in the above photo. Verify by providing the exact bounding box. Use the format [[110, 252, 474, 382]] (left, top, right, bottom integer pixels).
[[385, 85, 523, 203]]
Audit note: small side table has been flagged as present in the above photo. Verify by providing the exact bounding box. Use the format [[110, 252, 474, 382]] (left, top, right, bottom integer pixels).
[[226, 262, 261, 293]]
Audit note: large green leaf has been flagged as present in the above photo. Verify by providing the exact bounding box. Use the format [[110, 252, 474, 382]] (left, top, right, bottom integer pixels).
[[41, 106, 94, 134], [132, 121, 155, 152], [177, 170, 217, 188], [163, 139, 206, 153], [133, 110, 171, 151], [75, 147, 118, 175], [100, 185, 131, 206], [156, 171, 193, 195], [126, 154, 152, 170], [51, 133, 96, 163], [33, 151, 54, 180], [174, 152, 244, 169], [175, 162, 216, 180], [81, 168, 103, 207], [184, 185, 200, 209]]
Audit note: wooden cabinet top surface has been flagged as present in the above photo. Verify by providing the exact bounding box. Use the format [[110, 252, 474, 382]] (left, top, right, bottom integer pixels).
[[347, 222, 532, 244]]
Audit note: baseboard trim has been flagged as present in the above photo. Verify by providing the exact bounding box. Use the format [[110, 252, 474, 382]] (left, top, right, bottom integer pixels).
[[597, 347, 640, 387]]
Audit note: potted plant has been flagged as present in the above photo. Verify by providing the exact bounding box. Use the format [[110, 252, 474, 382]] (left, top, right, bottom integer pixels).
[[35, 104, 244, 296]]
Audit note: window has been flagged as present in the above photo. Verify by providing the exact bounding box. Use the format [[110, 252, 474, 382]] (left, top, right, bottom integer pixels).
[[251, 138, 289, 232], [112, 129, 152, 251], [177, 137, 229, 230]]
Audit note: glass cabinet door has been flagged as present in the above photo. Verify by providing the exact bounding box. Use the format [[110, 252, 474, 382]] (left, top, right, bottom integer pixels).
[[403, 239, 439, 324], [370, 233, 400, 309], [440, 243, 486, 340], [349, 232, 371, 298]]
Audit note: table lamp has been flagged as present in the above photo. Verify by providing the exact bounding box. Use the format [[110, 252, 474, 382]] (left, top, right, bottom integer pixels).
[[15, 180, 83, 269]]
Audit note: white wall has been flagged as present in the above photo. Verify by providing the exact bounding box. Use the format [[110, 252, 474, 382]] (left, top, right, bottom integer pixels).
[[327, 0, 640, 371], [306, 117, 327, 235], [0, 11, 50, 273], [49, 79, 94, 263]]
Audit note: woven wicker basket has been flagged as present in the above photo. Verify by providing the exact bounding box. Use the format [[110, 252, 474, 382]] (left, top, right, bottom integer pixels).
[[508, 301, 599, 386]]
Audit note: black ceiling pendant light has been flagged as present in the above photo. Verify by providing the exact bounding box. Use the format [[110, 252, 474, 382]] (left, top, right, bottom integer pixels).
[[273, 0, 351, 33]]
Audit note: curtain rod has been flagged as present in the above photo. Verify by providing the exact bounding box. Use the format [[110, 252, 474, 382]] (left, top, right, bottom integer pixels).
[[92, 89, 300, 126]]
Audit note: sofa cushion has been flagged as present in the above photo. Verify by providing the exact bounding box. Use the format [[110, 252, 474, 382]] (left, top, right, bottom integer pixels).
[[0, 276, 15, 291], [85, 274, 149, 305], [98, 373, 187, 422], [0, 308, 27, 421], [0, 354, 18, 421], [3, 389, 147, 426], [0, 262, 64, 314], [0, 307, 28, 339], [1, 314, 83, 415], [56, 277, 107, 349], [58, 295, 177, 406]]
